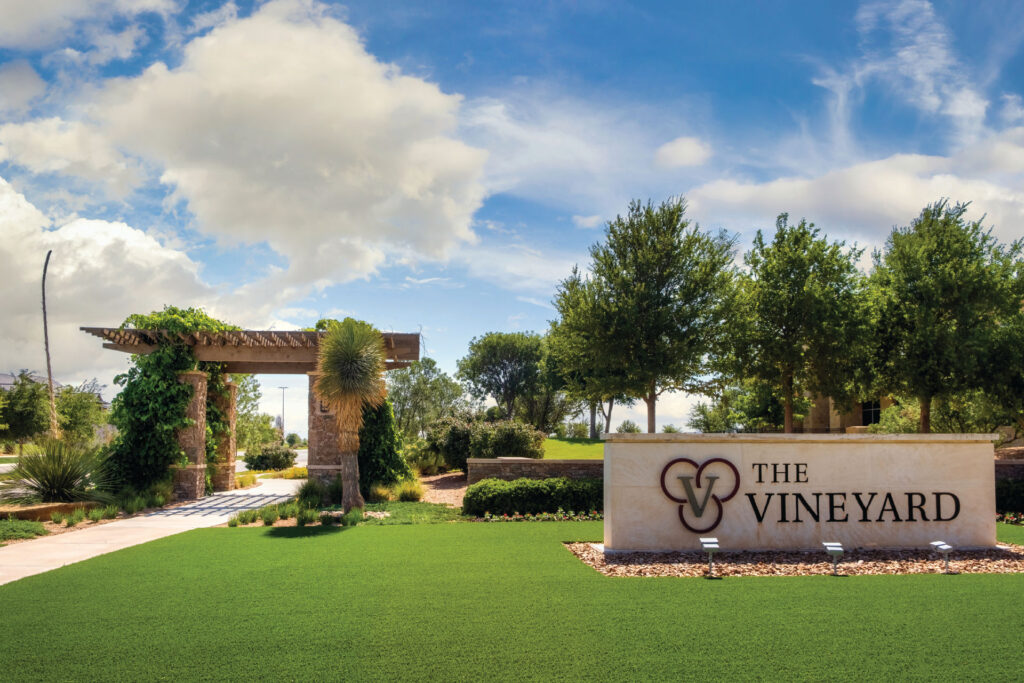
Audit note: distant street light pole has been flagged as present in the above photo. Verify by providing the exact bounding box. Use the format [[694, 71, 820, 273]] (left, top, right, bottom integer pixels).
[[278, 386, 287, 437]]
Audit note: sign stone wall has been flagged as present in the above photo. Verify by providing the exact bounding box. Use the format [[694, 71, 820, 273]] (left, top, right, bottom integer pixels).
[[604, 433, 997, 552]]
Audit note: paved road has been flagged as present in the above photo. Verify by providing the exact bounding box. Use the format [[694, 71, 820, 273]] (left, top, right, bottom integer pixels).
[[0, 478, 301, 586]]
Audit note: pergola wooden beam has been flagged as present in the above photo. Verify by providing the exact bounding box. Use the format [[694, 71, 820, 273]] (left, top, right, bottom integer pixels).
[[85, 327, 420, 370]]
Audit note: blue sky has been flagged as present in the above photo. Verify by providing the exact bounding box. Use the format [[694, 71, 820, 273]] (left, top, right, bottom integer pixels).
[[1, 0, 1023, 435]]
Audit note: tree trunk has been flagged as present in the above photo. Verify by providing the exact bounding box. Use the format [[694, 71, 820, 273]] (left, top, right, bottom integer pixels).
[[645, 384, 657, 433], [42, 250, 59, 439], [589, 402, 598, 439], [782, 370, 794, 434], [604, 398, 615, 433], [919, 396, 931, 434], [339, 449, 365, 511]]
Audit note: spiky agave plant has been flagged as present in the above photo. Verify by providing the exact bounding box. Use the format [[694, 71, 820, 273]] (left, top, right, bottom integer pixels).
[[315, 319, 387, 511], [0, 439, 113, 504]]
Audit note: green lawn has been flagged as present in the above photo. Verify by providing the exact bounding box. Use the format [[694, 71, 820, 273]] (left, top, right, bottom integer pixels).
[[0, 456, 19, 464], [543, 437, 604, 459], [1, 520, 1022, 680]]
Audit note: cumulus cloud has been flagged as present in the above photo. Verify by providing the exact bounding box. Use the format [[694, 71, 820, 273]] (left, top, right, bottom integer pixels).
[[0, 118, 139, 195], [91, 0, 487, 287], [0, 175, 212, 392], [0, 60, 46, 114], [687, 143, 1024, 246], [0, 0, 173, 50], [452, 242, 581, 295], [654, 136, 712, 168]]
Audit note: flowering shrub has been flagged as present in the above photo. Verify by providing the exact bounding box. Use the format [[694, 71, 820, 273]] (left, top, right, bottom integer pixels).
[[481, 508, 603, 522], [997, 511, 1023, 525]]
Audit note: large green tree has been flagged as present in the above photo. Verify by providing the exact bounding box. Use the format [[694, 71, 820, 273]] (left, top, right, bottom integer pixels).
[[734, 214, 868, 432], [56, 380, 107, 446], [232, 374, 280, 451], [549, 269, 635, 437], [553, 197, 736, 433], [456, 332, 543, 419], [870, 200, 1024, 432], [386, 358, 465, 439], [1, 371, 49, 453]]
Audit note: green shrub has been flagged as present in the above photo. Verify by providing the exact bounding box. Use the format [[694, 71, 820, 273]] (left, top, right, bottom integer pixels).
[[319, 512, 335, 526], [260, 506, 279, 526], [0, 440, 113, 504], [279, 502, 299, 520], [120, 494, 144, 515], [87, 507, 104, 523], [237, 508, 260, 525], [394, 479, 423, 502], [472, 421, 544, 459], [357, 398, 410, 497], [297, 479, 326, 508], [997, 479, 1024, 513], [243, 443, 297, 471], [227, 516, 239, 527], [566, 422, 590, 439], [327, 475, 345, 507], [297, 508, 318, 527], [661, 424, 680, 433], [425, 417, 472, 470], [235, 471, 258, 488], [462, 477, 603, 517], [341, 507, 363, 527], [616, 420, 641, 433], [102, 505, 119, 519], [367, 484, 393, 503], [0, 516, 48, 542], [65, 507, 86, 526], [403, 438, 446, 476], [50, 511, 63, 524]]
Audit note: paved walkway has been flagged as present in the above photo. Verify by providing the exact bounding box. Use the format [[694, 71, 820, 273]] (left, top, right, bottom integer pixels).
[[0, 478, 301, 586]]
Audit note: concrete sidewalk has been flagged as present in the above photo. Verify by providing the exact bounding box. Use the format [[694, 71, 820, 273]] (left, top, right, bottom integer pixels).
[[0, 478, 301, 586]]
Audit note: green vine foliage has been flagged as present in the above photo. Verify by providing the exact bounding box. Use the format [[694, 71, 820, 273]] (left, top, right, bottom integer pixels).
[[357, 398, 410, 497], [109, 306, 238, 491]]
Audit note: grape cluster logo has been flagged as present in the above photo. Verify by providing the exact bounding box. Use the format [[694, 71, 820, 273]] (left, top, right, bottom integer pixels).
[[659, 457, 740, 533]]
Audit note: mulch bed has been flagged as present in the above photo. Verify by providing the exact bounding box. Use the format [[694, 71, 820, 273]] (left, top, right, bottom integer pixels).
[[420, 472, 467, 507], [567, 542, 1024, 577]]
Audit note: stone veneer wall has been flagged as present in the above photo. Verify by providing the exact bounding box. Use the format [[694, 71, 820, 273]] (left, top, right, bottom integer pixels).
[[172, 370, 208, 501], [466, 458, 603, 485], [995, 460, 1024, 482], [306, 372, 343, 485], [210, 380, 237, 492]]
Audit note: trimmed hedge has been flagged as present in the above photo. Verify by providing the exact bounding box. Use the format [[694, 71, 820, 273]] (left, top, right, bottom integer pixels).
[[426, 419, 544, 471], [243, 443, 297, 471], [462, 477, 602, 516], [997, 479, 1024, 513]]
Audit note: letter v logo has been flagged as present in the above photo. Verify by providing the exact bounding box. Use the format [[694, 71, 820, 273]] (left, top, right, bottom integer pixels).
[[678, 475, 719, 517]]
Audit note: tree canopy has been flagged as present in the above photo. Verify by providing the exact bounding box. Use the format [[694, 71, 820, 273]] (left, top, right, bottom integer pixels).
[[1, 371, 49, 449], [456, 332, 543, 419], [552, 197, 736, 432], [869, 200, 1024, 432], [387, 358, 465, 439], [733, 214, 868, 432]]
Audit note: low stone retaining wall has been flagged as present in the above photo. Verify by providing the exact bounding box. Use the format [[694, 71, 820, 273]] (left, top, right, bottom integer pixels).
[[995, 460, 1024, 482], [0, 501, 100, 521], [466, 457, 603, 485]]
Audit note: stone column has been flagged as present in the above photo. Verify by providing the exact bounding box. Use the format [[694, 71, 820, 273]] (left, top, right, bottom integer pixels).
[[172, 370, 208, 501], [211, 379, 237, 492], [307, 372, 342, 486]]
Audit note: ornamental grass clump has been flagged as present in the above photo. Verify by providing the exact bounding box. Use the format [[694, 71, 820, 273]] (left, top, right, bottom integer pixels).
[[65, 507, 86, 527], [0, 440, 112, 505], [394, 479, 423, 502], [260, 506, 279, 526], [315, 319, 387, 511], [296, 508, 318, 527], [297, 478, 326, 509]]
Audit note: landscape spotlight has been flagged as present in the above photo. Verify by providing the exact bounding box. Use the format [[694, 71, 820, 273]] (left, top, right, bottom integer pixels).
[[699, 537, 719, 577], [930, 541, 954, 574], [822, 542, 844, 576]]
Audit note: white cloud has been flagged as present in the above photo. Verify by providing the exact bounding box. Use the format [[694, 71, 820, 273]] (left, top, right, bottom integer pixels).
[[1002, 94, 1024, 125], [453, 242, 581, 295], [516, 296, 554, 311], [572, 214, 602, 229], [0, 0, 173, 50], [91, 0, 488, 287], [0, 60, 46, 114], [654, 136, 712, 168], [0, 117, 139, 196], [0, 175, 212, 395], [688, 144, 1024, 246]]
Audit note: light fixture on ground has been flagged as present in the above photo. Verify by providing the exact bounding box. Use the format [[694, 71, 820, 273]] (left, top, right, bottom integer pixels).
[[822, 542, 844, 576], [930, 541, 954, 574], [700, 537, 719, 577]]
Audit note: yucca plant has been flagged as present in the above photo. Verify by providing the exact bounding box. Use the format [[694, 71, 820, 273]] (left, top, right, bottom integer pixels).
[[315, 319, 387, 511], [0, 439, 113, 504]]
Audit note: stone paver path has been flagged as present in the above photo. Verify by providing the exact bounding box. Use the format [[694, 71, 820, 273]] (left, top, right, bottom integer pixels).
[[0, 478, 301, 586]]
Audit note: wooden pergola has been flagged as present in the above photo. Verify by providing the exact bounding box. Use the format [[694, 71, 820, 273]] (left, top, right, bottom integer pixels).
[[83, 326, 420, 500]]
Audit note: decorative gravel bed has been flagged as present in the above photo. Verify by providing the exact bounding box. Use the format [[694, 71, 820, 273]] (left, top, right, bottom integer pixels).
[[567, 541, 1024, 577]]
